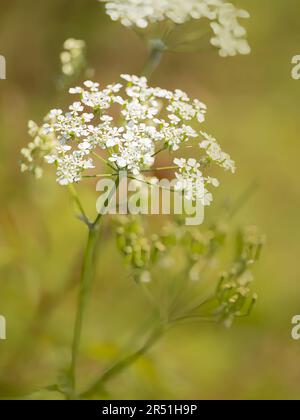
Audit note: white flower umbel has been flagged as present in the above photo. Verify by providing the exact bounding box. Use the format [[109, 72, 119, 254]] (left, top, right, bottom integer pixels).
[[21, 74, 235, 205], [99, 0, 250, 57]]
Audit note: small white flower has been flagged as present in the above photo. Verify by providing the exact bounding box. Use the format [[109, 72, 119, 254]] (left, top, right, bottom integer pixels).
[[78, 141, 92, 151], [48, 109, 63, 120], [42, 124, 54, 135], [70, 102, 84, 112], [61, 38, 86, 76], [100, 0, 250, 57], [44, 154, 57, 164], [69, 87, 82, 94], [207, 177, 220, 188], [84, 80, 100, 91], [82, 113, 94, 122]]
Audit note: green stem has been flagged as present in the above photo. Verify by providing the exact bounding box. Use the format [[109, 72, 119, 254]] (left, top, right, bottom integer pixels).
[[69, 175, 120, 398], [141, 165, 178, 173], [92, 151, 116, 171], [69, 224, 99, 397], [67, 35, 166, 401], [152, 144, 168, 158], [68, 184, 90, 226], [141, 40, 166, 79], [80, 327, 164, 399], [127, 175, 174, 193], [228, 181, 259, 220], [93, 174, 120, 227]]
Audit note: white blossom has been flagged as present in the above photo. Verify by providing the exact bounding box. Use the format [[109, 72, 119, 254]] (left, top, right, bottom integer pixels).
[[21, 74, 235, 201], [20, 120, 57, 179], [99, 0, 250, 57], [199, 131, 236, 173], [174, 157, 217, 206]]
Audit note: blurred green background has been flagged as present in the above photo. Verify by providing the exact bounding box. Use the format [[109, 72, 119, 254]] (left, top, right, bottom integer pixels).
[[0, 0, 300, 400]]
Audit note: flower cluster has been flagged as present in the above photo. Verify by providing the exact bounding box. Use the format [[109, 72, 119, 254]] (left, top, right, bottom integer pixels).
[[114, 216, 263, 324], [174, 158, 220, 206], [60, 38, 86, 77], [115, 216, 167, 283], [99, 0, 250, 57], [199, 131, 236, 173], [214, 226, 265, 327], [21, 74, 235, 205], [20, 120, 57, 179]]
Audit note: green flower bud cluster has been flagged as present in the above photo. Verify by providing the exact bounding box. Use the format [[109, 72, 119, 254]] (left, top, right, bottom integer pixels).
[[215, 226, 265, 328], [115, 216, 167, 283], [115, 217, 264, 329]]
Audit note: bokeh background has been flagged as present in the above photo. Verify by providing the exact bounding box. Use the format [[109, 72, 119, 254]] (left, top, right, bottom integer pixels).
[[0, 0, 300, 400]]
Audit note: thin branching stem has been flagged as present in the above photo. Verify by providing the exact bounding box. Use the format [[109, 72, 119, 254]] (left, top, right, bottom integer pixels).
[[127, 175, 175, 193], [152, 144, 168, 157], [69, 224, 99, 397], [80, 326, 164, 399], [141, 165, 178, 173], [68, 41, 168, 396], [228, 181, 259, 220], [170, 315, 217, 325], [68, 175, 120, 398], [83, 173, 116, 179], [92, 151, 116, 171], [141, 44, 165, 79], [68, 184, 90, 225], [92, 174, 120, 228]]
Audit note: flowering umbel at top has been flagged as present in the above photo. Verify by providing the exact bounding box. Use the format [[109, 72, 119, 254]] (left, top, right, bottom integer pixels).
[[99, 0, 250, 57], [21, 74, 235, 206]]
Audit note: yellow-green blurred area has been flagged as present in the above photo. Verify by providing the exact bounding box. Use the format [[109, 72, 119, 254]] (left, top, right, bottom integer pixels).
[[0, 0, 300, 400]]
